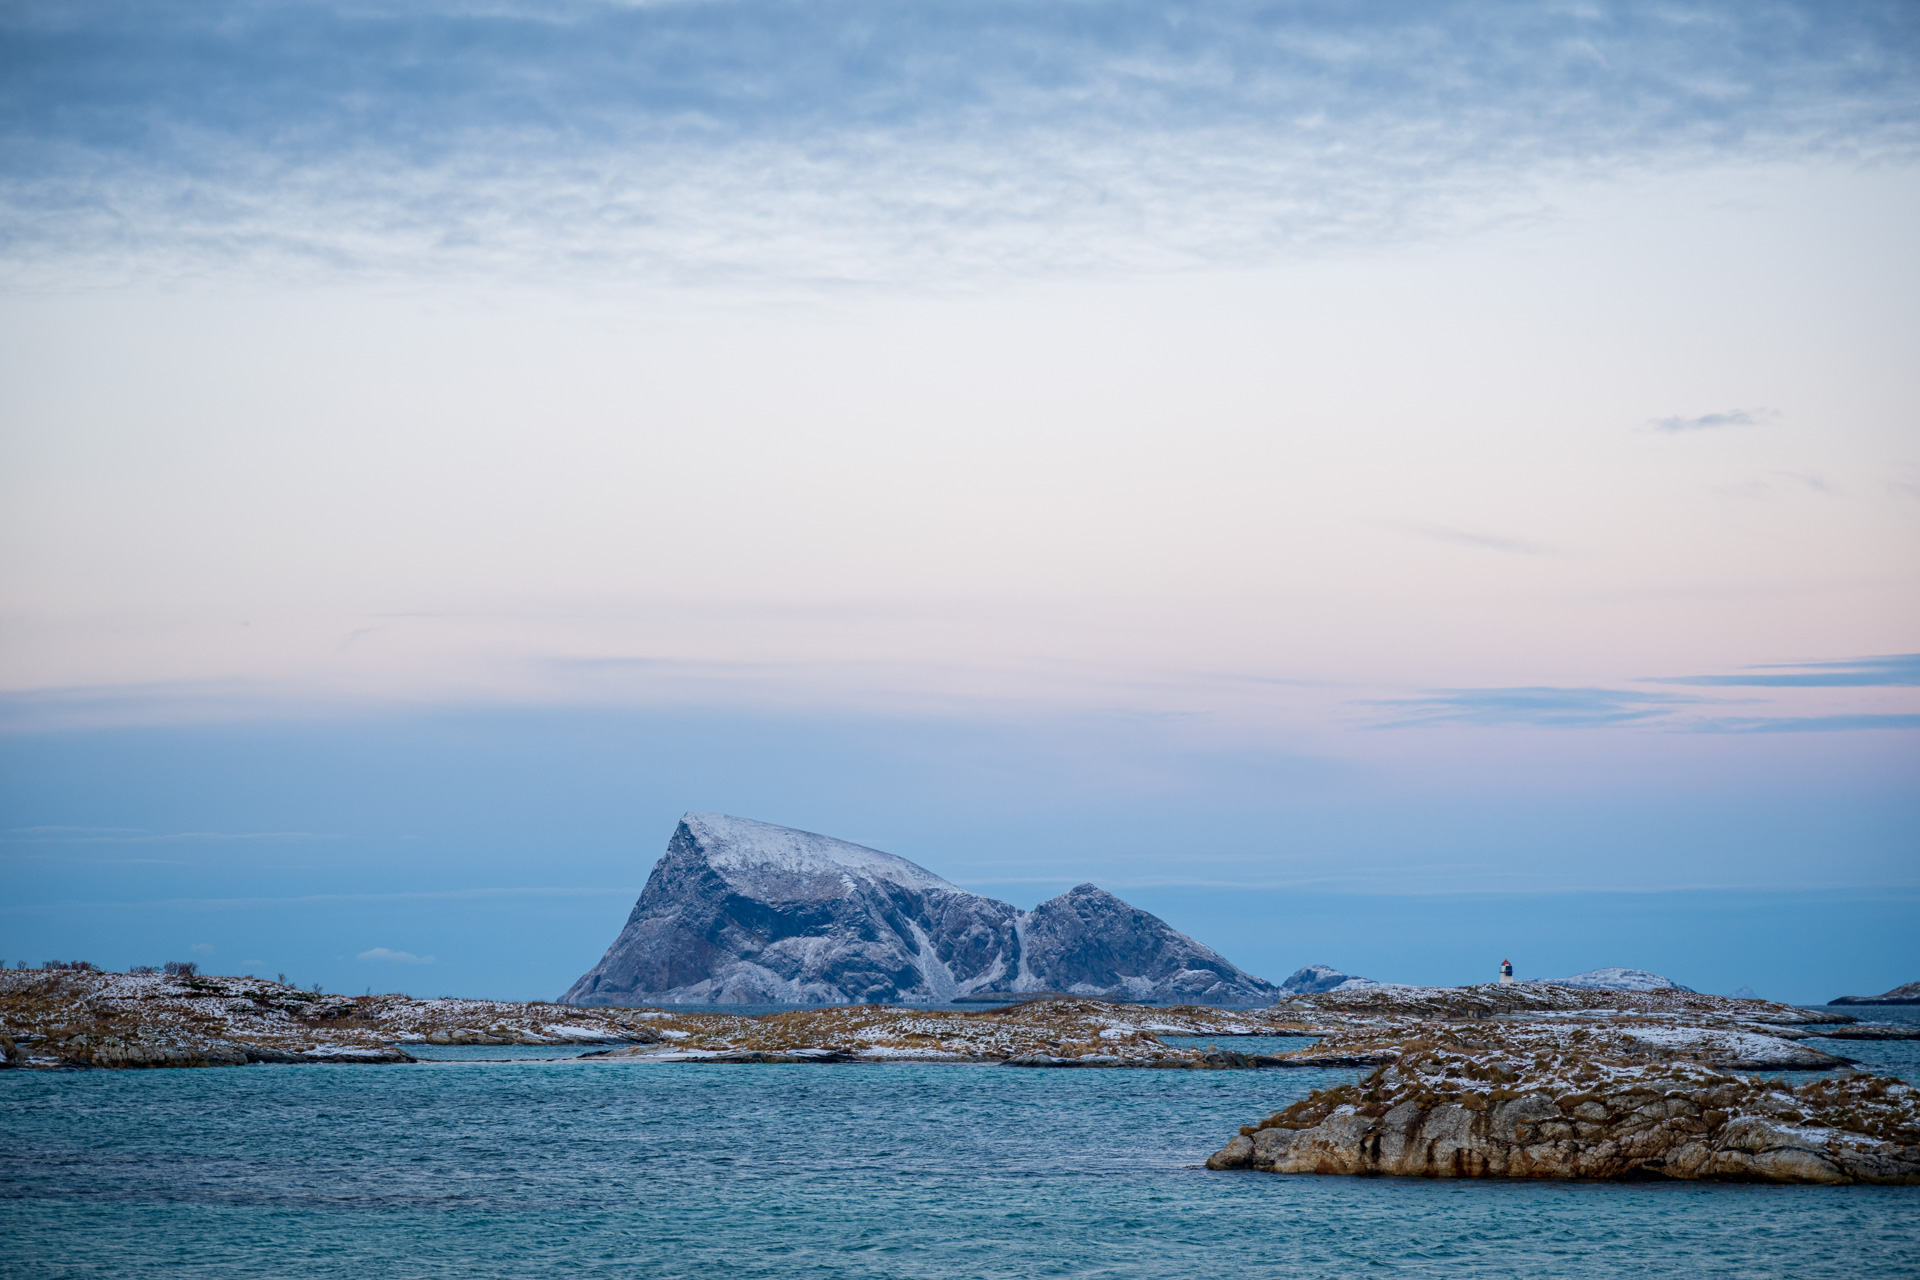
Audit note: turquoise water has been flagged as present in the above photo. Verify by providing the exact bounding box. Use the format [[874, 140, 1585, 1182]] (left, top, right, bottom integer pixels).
[[5, 1037, 1918, 1279]]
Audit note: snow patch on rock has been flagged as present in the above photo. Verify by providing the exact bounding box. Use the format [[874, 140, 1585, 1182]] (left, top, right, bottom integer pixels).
[[1550, 967, 1694, 993]]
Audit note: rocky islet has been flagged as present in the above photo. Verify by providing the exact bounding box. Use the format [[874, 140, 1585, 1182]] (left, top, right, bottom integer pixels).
[[1205, 985, 1920, 1185]]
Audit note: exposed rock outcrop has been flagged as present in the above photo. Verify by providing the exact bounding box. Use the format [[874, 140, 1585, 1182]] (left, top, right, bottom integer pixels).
[[1209, 1071, 1920, 1184], [1207, 1028, 1920, 1185], [561, 814, 1278, 1006], [1831, 981, 1920, 1006]]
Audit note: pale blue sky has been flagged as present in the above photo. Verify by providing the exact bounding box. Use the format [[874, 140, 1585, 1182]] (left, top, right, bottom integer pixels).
[[1, 0, 1915, 1000]]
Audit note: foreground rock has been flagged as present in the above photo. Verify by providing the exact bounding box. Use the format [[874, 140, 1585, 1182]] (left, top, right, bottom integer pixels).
[[1208, 995, 1919, 1185], [1831, 981, 1920, 1006], [562, 813, 1278, 1006], [1209, 1057, 1919, 1185]]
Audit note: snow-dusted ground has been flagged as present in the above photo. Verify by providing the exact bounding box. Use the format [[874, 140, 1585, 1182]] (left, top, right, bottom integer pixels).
[[1549, 967, 1695, 992]]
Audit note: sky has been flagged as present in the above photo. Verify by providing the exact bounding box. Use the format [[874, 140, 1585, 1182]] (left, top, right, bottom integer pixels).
[[1, 0, 1916, 1003]]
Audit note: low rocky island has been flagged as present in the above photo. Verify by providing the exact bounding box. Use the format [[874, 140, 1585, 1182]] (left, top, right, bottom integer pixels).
[[0, 967, 1298, 1069], [1830, 981, 1920, 1006], [1206, 985, 1920, 1186]]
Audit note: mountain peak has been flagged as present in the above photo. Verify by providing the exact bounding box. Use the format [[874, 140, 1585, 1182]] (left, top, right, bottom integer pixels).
[[681, 813, 961, 895]]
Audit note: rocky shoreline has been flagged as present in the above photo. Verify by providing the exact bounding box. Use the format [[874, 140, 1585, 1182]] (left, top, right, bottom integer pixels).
[[0, 969, 1298, 1070]]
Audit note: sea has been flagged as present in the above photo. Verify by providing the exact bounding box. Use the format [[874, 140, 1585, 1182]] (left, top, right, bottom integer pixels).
[[3, 1009, 1916, 1278]]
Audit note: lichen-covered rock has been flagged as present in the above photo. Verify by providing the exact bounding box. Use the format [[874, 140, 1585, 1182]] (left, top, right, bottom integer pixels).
[[56, 1033, 251, 1069], [1209, 1052, 1920, 1185]]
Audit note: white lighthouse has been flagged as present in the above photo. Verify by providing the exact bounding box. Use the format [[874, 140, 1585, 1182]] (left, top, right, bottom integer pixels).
[[1499, 957, 1515, 985]]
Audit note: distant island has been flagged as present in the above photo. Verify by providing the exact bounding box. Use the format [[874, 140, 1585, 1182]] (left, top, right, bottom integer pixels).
[[560, 813, 1278, 1006], [1830, 981, 1920, 1006]]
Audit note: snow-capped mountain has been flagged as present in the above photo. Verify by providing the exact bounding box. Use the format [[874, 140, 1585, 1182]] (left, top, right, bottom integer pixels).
[[1548, 967, 1695, 993], [560, 813, 1278, 1006]]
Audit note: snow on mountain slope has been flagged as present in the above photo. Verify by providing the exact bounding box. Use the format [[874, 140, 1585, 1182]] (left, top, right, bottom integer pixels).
[[683, 813, 962, 895]]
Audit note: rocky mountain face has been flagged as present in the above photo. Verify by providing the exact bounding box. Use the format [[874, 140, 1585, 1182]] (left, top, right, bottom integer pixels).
[[561, 814, 1278, 1006]]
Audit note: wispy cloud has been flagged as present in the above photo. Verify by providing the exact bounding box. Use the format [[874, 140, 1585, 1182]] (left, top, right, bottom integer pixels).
[[357, 947, 434, 965], [0, 886, 641, 917], [1367, 687, 1700, 729], [0, 828, 337, 844], [1692, 714, 1920, 733], [336, 626, 380, 654], [1395, 523, 1556, 556], [1371, 658, 1920, 732], [1712, 470, 1841, 502], [1772, 471, 1838, 495], [1650, 408, 1766, 433], [1653, 654, 1920, 688]]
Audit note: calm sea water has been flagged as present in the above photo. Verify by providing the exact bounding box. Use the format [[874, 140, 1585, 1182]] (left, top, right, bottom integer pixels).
[[2, 1010, 1915, 1278]]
